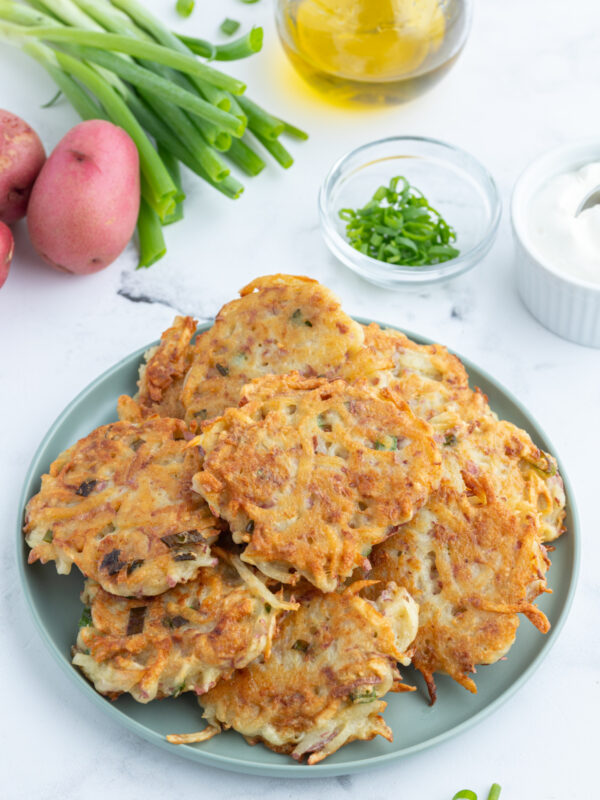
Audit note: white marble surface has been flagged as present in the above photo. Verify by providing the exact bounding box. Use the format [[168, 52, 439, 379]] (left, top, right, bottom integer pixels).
[[1, 1, 598, 797]]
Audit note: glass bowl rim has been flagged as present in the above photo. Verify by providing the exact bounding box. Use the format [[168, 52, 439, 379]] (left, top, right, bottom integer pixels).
[[318, 135, 502, 279]]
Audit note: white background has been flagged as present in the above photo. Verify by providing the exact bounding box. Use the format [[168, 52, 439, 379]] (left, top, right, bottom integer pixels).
[[1, 1, 598, 798]]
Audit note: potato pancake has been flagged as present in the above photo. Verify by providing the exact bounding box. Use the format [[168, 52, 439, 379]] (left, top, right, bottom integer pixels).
[[181, 274, 365, 424], [183, 581, 418, 764], [132, 315, 197, 420], [365, 411, 565, 700], [73, 553, 295, 703], [24, 417, 220, 596], [193, 374, 441, 592]]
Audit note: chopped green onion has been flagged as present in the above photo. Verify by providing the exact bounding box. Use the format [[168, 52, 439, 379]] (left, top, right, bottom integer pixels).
[[339, 176, 459, 267], [452, 793, 477, 800], [292, 639, 309, 652], [444, 433, 457, 446], [220, 18, 240, 36], [487, 785, 502, 800], [239, 0, 261, 3], [78, 607, 92, 628], [43, 529, 53, 543], [175, 0, 194, 18], [349, 688, 377, 703], [177, 27, 263, 61]]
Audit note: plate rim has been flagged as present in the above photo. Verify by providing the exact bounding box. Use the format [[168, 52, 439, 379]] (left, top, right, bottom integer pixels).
[[16, 318, 581, 778]]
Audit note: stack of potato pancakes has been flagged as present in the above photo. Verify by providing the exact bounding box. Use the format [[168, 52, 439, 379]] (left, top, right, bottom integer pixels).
[[24, 275, 566, 764]]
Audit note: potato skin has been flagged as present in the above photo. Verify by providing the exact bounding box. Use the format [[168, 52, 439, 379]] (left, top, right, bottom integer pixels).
[[0, 220, 14, 288], [27, 120, 140, 274], [0, 109, 46, 224]]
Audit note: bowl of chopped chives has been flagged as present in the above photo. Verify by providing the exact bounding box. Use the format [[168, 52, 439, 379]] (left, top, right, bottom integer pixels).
[[319, 136, 501, 288]]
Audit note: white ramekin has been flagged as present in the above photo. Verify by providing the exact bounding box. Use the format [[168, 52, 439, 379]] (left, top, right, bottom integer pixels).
[[511, 140, 600, 348]]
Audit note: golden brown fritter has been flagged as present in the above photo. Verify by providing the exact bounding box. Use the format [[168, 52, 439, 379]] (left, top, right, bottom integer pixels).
[[24, 417, 221, 597], [344, 323, 484, 424], [181, 274, 365, 423], [73, 552, 296, 703], [181, 581, 418, 764], [131, 315, 197, 420], [365, 411, 566, 700], [193, 374, 442, 592]]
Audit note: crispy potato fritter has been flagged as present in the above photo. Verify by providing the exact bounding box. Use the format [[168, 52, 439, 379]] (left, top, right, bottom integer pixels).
[[24, 417, 221, 596], [73, 553, 294, 702], [181, 274, 365, 423], [193, 374, 442, 592], [191, 582, 418, 764]]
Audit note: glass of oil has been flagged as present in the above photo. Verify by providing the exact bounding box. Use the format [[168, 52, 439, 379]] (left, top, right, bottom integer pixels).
[[275, 0, 472, 105]]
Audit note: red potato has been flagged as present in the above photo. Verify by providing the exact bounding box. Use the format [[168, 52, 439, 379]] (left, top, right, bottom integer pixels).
[[0, 220, 14, 289], [0, 110, 46, 224], [27, 120, 140, 274]]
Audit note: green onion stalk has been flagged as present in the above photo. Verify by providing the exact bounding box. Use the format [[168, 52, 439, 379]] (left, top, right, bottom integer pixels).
[[0, 0, 308, 268]]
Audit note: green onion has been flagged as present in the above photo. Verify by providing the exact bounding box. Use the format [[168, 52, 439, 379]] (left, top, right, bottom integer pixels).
[[137, 198, 166, 268], [237, 95, 284, 140], [177, 27, 263, 61], [175, 0, 194, 19], [220, 18, 240, 37], [53, 49, 177, 219], [240, 0, 261, 4], [136, 198, 166, 268], [78, 607, 92, 628], [340, 175, 459, 267], [487, 785, 502, 800], [292, 639, 309, 652], [17, 25, 245, 92], [226, 135, 266, 176], [278, 118, 309, 140], [452, 793, 477, 800], [40, 88, 62, 107], [61, 44, 245, 135], [158, 145, 185, 225], [253, 131, 294, 169], [43, 529, 54, 543]]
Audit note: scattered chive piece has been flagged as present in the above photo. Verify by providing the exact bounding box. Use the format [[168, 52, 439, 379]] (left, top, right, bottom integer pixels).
[[444, 433, 457, 446], [43, 529, 53, 543], [292, 639, 309, 652], [487, 785, 502, 800], [220, 18, 241, 36], [264, 603, 272, 613], [79, 608, 92, 628], [175, 0, 194, 18], [339, 175, 459, 267]]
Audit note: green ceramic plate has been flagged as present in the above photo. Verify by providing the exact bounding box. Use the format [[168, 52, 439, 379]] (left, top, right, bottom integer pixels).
[[17, 320, 579, 778]]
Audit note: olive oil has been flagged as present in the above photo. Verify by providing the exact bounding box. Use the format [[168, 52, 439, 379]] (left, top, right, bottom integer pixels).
[[276, 0, 469, 105]]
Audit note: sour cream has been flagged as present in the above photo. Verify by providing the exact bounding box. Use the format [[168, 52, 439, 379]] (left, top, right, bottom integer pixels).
[[527, 162, 600, 285]]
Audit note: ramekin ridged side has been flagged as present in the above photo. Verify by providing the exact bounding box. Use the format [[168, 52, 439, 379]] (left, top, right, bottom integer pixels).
[[514, 236, 600, 347]]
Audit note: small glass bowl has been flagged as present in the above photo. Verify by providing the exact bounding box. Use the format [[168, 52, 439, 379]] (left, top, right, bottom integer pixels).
[[318, 136, 501, 288]]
